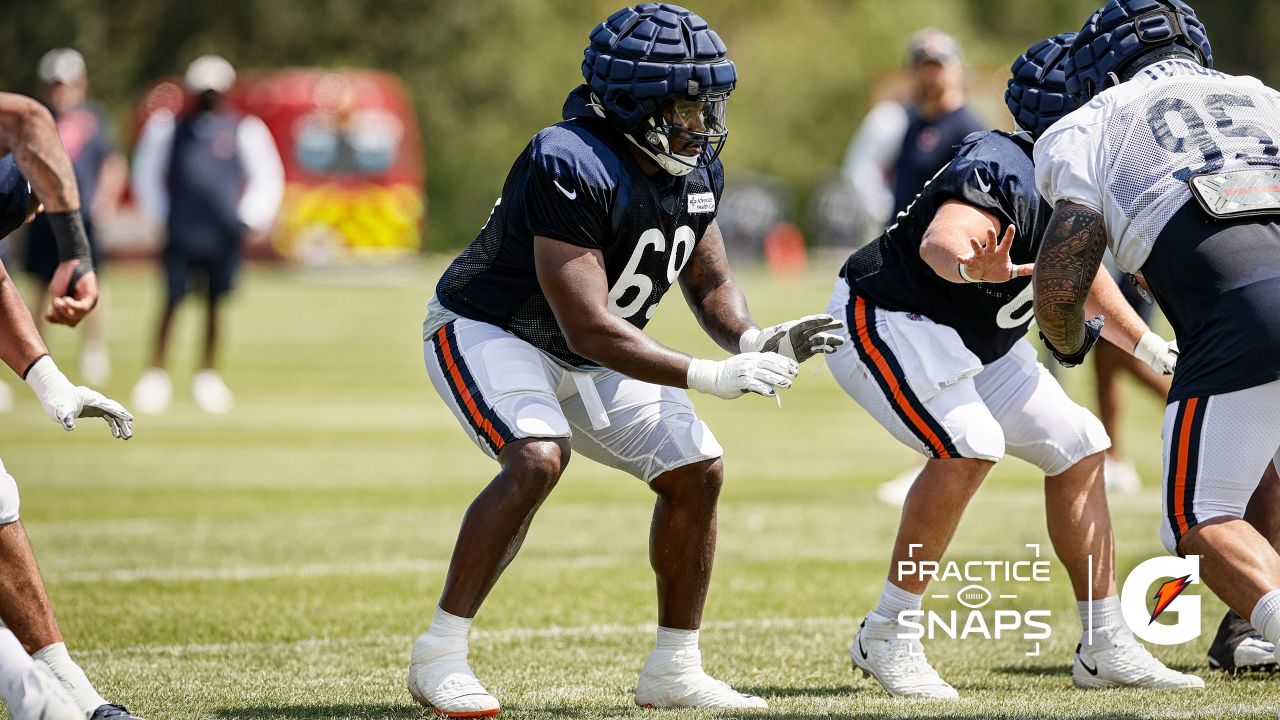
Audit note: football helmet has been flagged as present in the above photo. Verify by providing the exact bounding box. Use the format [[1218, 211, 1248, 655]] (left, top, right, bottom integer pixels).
[[1067, 0, 1212, 102], [582, 3, 736, 176], [1005, 32, 1079, 140]]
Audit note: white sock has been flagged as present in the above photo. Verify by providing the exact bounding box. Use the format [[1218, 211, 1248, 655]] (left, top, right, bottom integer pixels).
[[655, 626, 699, 652], [1078, 595, 1124, 642], [424, 606, 472, 643], [0, 629, 37, 710], [32, 642, 107, 715], [1250, 590, 1280, 648], [872, 581, 922, 622]]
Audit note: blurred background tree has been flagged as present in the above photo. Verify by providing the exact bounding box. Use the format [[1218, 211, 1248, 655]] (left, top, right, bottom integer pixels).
[[1, 0, 1272, 250]]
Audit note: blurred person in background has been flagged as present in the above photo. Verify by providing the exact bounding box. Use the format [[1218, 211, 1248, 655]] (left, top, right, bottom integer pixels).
[[841, 29, 985, 245], [130, 54, 284, 415], [0, 92, 139, 720], [23, 48, 127, 386]]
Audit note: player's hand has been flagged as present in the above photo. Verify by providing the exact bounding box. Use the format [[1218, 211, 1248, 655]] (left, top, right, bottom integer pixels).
[[45, 260, 98, 327], [956, 225, 1032, 283], [740, 315, 846, 363], [24, 356, 133, 439], [687, 352, 798, 400], [1134, 331, 1178, 375]]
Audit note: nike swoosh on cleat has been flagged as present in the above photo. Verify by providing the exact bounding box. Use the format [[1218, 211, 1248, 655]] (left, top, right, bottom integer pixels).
[[553, 180, 577, 200], [1078, 654, 1099, 675], [858, 635, 869, 660]]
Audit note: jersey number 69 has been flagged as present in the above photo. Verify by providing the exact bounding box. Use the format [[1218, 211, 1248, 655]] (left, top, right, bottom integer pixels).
[[608, 226, 696, 320]]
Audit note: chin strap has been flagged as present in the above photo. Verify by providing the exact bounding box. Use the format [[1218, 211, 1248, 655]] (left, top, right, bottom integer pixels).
[[624, 131, 696, 176]]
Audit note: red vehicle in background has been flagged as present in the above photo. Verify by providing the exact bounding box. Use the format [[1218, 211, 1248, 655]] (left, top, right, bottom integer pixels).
[[133, 68, 425, 264]]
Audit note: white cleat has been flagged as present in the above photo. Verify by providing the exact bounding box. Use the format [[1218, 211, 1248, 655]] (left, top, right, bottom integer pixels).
[[1073, 627, 1204, 689], [876, 464, 923, 507], [1103, 456, 1142, 495], [191, 370, 233, 414], [79, 342, 111, 385], [131, 368, 172, 415], [635, 647, 767, 710], [851, 615, 958, 700], [406, 635, 500, 719], [3, 662, 83, 720], [1209, 635, 1279, 672]]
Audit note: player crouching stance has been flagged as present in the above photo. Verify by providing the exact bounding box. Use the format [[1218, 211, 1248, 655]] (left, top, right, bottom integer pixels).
[[406, 5, 842, 716], [825, 36, 1198, 699], [0, 93, 137, 719], [1035, 0, 1280, 696]]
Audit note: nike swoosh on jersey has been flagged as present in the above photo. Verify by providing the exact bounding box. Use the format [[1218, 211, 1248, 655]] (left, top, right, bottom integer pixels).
[[975, 168, 992, 193], [553, 180, 577, 200]]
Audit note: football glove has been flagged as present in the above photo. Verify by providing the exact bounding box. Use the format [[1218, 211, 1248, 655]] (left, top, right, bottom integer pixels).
[[687, 352, 798, 400], [740, 314, 846, 363], [1134, 331, 1178, 375], [1040, 315, 1105, 368], [24, 356, 133, 439]]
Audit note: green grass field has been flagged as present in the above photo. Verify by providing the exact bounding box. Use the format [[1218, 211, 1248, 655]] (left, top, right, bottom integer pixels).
[[6, 259, 1278, 719]]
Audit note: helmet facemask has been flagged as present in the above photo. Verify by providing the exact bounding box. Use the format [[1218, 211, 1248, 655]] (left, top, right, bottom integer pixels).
[[628, 93, 729, 177]]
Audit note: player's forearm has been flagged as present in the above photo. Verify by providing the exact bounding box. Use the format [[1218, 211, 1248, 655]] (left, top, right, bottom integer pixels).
[[0, 93, 80, 213], [1033, 202, 1108, 353], [563, 315, 691, 388], [0, 263, 50, 377], [1085, 267, 1149, 354], [686, 279, 756, 354], [919, 226, 971, 283]]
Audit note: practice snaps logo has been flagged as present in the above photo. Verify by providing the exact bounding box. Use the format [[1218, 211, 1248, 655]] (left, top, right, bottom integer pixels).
[[894, 543, 1053, 656], [1120, 555, 1201, 645]]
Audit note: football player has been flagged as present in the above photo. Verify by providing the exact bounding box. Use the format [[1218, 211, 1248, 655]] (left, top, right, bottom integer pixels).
[[1033, 0, 1280, 685], [0, 92, 139, 720], [825, 36, 1198, 698], [407, 4, 842, 716]]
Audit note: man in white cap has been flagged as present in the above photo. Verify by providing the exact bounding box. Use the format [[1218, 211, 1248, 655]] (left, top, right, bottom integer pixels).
[[131, 54, 284, 414], [22, 48, 127, 386]]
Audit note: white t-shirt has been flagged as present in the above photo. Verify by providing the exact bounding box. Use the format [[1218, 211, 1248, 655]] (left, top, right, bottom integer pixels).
[[1035, 59, 1280, 272]]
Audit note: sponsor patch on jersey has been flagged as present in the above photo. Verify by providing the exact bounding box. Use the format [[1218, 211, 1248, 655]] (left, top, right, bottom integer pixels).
[[687, 192, 716, 214]]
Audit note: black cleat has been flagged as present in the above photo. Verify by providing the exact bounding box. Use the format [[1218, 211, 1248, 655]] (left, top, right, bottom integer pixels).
[[89, 704, 144, 720], [1207, 610, 1277, 673]]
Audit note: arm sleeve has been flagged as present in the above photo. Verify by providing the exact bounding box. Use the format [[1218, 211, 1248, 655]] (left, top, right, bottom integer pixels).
[[1034, 121, 1104, 213], [235, 115, 286, 232], [841, 100, 907, 226], [523, 140, 613, 249], [130, 111, 174, 225]]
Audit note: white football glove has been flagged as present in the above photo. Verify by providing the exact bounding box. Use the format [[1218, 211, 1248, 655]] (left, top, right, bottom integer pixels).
[[740, 314, 846, 363], [1134, 331, 1178, 375], [24, 356, 134, 439], [687, 352, 798, 400]]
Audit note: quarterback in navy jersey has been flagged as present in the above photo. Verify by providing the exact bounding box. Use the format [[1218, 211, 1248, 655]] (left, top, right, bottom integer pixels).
[[824, 36, 1196, 698], [411, 5, 843, 716]]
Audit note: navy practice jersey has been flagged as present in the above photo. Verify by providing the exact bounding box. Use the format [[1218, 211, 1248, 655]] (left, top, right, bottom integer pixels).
[[843, 130, 1048, 364], [0, 155, 31, 239], [436, 85, 723, 368]]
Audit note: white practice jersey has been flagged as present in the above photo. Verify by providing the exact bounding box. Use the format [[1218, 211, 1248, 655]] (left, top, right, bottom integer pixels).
[[1036, 59, 1280, 272]]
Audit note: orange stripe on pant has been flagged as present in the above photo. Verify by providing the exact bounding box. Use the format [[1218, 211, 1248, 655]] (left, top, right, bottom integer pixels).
[[1172, 397, 1199, 536], [853, 296, 951, 459], [436, 326, 507, 452]]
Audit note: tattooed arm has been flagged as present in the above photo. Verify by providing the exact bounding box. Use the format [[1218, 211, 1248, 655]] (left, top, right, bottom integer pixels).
[[0, 93, 80, 213], [0, 92, 98, 326], [678, 220, 758, 354], [1033, 200, 1109, 357]]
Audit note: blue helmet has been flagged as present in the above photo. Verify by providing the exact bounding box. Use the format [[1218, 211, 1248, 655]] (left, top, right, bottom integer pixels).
[[1067, 0, 1212, 102], [1006, 33, 1079, 140], [582, 4, 736, 175]]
